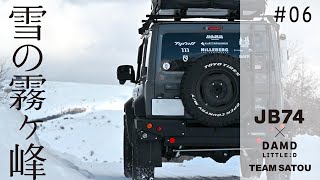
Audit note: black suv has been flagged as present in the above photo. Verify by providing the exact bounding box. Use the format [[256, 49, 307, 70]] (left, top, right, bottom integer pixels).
[[117, 1, 290, 179]]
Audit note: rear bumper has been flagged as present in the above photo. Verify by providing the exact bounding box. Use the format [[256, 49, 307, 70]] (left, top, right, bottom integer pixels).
[[133, 118, 267, 167], [135, 118, 245, 148], [135, 118, 267, 149]]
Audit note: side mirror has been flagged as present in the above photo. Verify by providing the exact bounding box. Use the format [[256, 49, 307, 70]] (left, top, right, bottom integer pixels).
[[117, 65, 135, 85]]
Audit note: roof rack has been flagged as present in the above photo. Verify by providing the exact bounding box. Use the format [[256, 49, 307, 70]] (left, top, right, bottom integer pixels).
[[139, 0, 267, 34], [138, 13, 279, 35], [139, 8, 240, 35]]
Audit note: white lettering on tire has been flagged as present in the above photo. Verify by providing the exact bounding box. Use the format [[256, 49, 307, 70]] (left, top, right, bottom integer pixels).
[[191, 94, 199, 106], [204, 63, 240, 76], [191, 94, 239, 117]]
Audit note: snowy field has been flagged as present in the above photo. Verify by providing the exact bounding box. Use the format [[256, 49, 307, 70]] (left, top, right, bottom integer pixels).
[[1, 81, 319, 180], [32, 82, 240, 179]]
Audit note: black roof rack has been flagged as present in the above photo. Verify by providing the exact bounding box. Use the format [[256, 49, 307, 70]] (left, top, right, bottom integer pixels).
[[139, 9, 240, 35], [138, 13, 279, 35], [139, 0, 268, 34]]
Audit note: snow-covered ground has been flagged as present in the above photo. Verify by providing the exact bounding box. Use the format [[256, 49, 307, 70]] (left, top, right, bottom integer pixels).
[[0, 105, 93, 180], [2, 81, 319, 179], [29, 82, 241, 179]]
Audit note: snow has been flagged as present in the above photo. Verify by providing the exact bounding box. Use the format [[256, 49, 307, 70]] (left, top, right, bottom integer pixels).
[[0, 105, 93, 180], [2, 81, 319, 179], [22, 81, 132, 120], [27, 81, 241, 179], [38, 110, 124, 163], [291, 135, 320, 179]]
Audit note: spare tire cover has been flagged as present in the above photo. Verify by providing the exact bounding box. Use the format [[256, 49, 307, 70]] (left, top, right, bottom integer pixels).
[[181, 54, 240, 127]]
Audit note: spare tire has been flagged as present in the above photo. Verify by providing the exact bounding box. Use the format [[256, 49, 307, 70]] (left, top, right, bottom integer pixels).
[[181, 54, 240, 127]]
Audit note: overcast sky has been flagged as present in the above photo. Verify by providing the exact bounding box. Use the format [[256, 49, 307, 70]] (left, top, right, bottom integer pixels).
[[0, 0, 150, 84], [0, 0, 319, 84]]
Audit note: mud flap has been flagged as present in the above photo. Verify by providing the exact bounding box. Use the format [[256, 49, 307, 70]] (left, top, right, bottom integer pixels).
[[135, 133, 162, 167]]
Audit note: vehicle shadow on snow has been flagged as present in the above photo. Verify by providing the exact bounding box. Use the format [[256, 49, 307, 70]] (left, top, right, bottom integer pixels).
[[94, 175, 240, 180]]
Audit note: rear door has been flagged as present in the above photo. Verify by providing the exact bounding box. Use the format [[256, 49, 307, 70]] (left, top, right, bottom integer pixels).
[[152, 22, 241, 118]]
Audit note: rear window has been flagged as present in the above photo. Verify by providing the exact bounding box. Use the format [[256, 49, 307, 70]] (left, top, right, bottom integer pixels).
[[161, 33, 242, 71]]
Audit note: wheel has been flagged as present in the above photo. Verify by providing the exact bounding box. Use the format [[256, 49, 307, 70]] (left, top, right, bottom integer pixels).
[[240, 155, 262, 178], [123, 115, 133, 178], [132, 164, 154, 180], [132, 135, 155, 180], [181, 54, 240, 127]]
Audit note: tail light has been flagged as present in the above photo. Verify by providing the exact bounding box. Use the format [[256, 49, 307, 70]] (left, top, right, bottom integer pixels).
[[146, 123, 153, 129], [169, 137, 176, 144], [256, 137, 263, 144], [156, 126, 163, 132]]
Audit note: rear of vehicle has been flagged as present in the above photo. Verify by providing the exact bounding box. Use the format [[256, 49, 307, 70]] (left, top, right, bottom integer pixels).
[[142, 21, 243, 160], [121, 21, 278, 180], [116, 1, 283, 180]]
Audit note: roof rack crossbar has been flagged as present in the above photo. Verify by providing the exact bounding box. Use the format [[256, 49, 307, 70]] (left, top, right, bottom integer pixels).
[[139, 9, 239, 34]]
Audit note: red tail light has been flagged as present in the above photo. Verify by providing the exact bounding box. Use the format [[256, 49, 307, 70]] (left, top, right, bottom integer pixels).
[[169, 137, 176, 144], [156, 126, 163, 132], [256, 137, 263, 144]]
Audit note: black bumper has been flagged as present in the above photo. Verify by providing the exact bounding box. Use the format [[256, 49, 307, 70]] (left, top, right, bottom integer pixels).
[[135, 118, 241, 148]]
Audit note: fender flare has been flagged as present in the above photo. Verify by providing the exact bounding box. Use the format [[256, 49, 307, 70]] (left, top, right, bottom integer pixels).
[[124, 98, 134, 144]]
